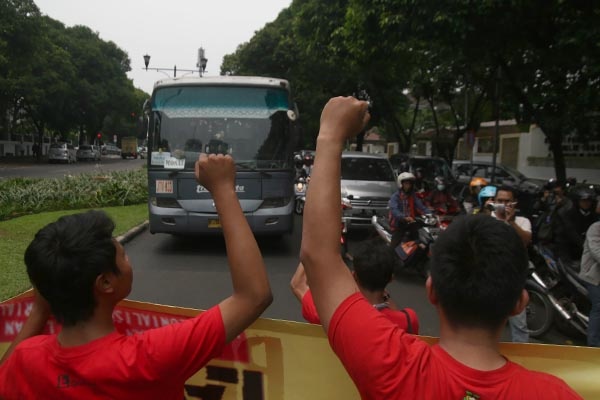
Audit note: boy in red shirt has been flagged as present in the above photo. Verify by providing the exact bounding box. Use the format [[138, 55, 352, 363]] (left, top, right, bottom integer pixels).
[[0, 154, 273, 400], [290, 239, 418, 334], [299, 96, 582, 399]]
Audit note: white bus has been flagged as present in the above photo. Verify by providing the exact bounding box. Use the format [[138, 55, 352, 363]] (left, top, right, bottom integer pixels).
[[144, 76, 299, 235]]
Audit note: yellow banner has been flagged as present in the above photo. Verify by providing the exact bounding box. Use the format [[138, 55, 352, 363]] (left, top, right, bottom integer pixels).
[[1, 292, 598, 399]]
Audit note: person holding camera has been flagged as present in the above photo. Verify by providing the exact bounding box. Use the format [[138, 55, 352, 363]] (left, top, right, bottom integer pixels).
[[487, 185, 532, 343]]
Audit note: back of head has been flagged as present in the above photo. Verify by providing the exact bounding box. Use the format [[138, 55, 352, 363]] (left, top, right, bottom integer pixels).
[[25, 210, 119, 326], [430, 215, 528, 329], [352, 239, 396, 292]]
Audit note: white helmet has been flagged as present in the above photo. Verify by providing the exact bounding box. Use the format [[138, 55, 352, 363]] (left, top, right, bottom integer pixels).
[[397, 172, 416, 187]]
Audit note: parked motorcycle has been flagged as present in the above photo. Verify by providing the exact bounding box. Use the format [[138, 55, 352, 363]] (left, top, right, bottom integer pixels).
[[294, 177, 308, 215], [525, 244, 590, 338], [371, 214, 440, 277]]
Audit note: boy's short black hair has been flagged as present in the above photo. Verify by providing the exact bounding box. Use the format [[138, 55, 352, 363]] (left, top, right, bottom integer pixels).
[[25, 210, 119, 326], [429, 215, 528, 330], [352, 239, 396, 292]]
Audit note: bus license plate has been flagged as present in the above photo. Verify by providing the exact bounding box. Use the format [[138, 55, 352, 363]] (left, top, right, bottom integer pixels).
[[156, 180, 173, 194], [208, 219, 221, 228]]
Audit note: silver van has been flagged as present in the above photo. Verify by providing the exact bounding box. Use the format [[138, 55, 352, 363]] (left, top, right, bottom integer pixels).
[[341, 151, 397, 230], [48, 142, 77, 164]]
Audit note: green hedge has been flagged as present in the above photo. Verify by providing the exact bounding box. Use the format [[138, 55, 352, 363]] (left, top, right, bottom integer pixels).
[[0, 169, 148, 221]]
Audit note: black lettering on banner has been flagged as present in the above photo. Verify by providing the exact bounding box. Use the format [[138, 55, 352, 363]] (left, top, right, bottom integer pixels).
[[243, 370, 263, 400], [184, 369, 265, 400], [185, 384, 226, 400], [206, 366, 238, 383]]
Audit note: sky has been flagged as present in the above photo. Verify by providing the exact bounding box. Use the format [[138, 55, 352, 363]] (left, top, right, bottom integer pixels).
[[34, 0, 292, 95]]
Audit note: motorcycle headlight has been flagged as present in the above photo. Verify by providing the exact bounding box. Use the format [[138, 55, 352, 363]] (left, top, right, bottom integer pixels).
[[296, 182, 305, 192]]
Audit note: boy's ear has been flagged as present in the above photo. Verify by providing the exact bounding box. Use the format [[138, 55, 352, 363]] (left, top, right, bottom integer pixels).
[[510, 289, 529, 316], [95, 273, 115, 294], [425, 276, 438, 305]]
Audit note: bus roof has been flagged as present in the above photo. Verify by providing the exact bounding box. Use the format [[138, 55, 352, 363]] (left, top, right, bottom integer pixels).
[[152, 76, 290, 91]]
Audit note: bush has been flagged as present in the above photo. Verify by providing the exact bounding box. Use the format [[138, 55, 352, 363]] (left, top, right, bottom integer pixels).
[[0, 169, 148, 220]]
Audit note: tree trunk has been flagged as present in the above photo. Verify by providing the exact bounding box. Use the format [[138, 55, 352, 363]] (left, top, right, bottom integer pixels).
[[427, 97, 441, 156], [543, 126, 567, 182]]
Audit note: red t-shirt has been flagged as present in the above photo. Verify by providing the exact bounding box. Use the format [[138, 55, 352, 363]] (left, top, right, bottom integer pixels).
[[0, 306, 226, 400], [329, 293, 582, 400], [302, 290, 419, 334]]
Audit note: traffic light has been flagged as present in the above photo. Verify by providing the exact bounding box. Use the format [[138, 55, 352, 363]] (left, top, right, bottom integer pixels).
[[97, 133, 102, 139]]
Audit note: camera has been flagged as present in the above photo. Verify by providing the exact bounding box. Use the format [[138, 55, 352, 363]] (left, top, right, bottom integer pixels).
[[486, 203, 506, 213]]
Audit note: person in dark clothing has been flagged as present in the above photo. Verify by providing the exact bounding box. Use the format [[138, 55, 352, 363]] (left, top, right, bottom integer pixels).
[[553, 187, 599, 267]]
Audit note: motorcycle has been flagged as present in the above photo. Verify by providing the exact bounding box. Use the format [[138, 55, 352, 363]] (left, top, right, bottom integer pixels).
[[294, 177, 308, 215], [371, 213, 440, 277], [525, 244, 590, 338], [341, 197, 352, 260]]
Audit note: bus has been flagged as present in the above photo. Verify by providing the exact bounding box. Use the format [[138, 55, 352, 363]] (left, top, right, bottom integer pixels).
[[143, 76, 300, 235]]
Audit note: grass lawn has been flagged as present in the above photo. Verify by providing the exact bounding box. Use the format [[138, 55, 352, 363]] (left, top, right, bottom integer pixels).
[[0, 204, 148, 301]]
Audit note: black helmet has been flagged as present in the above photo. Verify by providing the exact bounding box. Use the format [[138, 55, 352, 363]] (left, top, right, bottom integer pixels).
[[575, 187, 595, 201]]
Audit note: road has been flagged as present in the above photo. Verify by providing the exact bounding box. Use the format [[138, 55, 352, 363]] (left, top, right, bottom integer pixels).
[[0, 156, 145, 180], [124, 215, 584, 345]]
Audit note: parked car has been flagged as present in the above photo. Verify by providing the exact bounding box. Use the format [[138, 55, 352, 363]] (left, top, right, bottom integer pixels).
[[102, 143, 121, 156], [341, 151, 397, 230], [48, 142, 77, 164], [452, 160, 546, 215], [76, 144, 101, 161]]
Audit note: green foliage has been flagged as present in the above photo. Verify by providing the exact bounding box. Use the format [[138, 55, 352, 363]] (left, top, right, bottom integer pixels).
[[0, 204, 148, 301], [0, 168, 148, 221], [221, 0, 600, 179]]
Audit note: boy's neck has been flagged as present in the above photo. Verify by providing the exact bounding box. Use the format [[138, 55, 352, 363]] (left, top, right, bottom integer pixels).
[[438, 316, 507, 371], [57, 305, 116, 347]]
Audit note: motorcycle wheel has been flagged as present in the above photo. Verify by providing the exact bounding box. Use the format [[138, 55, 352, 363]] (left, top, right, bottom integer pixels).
[[294, 200, 304, 215], [525, 287, 554, 338]]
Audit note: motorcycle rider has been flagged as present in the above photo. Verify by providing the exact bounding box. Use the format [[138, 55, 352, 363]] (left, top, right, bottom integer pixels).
[[489, 185, 532, 343], [388, 172, 432, 249], [552, 187, 599, 268], [462, 177, 489, 214], [580, 220, 600, 347], [425, 176, 460, 215], [300, 154, 314, 179], [475, 185, 498, 215]]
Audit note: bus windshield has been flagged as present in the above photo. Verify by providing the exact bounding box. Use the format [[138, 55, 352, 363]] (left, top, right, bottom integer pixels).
[[148, 86, 293, 170]]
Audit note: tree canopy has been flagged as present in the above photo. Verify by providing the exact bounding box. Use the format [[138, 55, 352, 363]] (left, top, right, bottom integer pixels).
[[0, 0, 149, 152], [222, 0, 600, 181]]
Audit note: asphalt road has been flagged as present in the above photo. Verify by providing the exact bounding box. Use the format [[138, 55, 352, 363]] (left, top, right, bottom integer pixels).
[[0, 156, 145, 180]]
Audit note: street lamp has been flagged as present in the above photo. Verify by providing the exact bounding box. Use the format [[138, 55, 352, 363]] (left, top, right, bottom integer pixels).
[[142, 49, 207, 78], [197, 47, 208, 77]]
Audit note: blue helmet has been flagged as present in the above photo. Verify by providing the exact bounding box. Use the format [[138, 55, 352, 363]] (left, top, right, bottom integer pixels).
[[478, 185, 497, 206]]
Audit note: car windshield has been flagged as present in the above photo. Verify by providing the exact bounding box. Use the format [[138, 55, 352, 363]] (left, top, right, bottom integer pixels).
[[341, 157, 395, 181], [79, 145, 92, 150], [149, 86, 293, 170], [50, 143, 66, 149]]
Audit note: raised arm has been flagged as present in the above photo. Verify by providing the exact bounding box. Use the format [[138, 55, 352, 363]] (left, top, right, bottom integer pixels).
[[290, 262, 310, 303], [195, 154, 272, 343], [299, 97, 370, 332]]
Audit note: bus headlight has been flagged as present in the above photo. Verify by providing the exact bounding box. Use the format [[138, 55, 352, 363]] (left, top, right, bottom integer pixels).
[[259, 197, 291, 209], [150, 197, 182, 208]]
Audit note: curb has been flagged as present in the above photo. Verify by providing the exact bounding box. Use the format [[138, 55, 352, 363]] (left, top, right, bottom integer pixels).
[[116, 220, 149, 244]]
